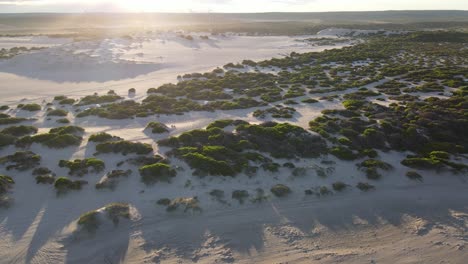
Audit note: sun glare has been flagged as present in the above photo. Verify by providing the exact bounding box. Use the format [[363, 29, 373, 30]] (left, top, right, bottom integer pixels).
[[116, 0, 182, 12]]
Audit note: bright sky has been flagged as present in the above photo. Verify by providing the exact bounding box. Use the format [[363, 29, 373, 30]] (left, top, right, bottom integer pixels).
[[0, 0, 467, 13]]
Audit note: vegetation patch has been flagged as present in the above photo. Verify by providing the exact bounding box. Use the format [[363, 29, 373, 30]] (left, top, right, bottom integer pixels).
[[270, 184, 291, 197], [0, 151, 41, 171], [19, 103, 41, 111], [59, 158, 105, 176], [1, 125, 38, 137], [356, 182, 375, 191], [95, 170, 132, 190], [17, 126, 84, 149], [139, 163, 177, 185], [159, 120, 326, 176], [54, 177, 87, 194], [77, 94, 123, 106], [88, 132, 123, 143], [232, 190, 249, 204], [146, 122, 170, 134], [253, 106, 296, 119], [406, 171, 423, 181], [164, 197, 202, 213], [332, 181, 348, 191]]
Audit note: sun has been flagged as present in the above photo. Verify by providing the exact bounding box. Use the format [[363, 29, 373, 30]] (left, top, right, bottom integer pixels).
[[116, 0, 181, 12]]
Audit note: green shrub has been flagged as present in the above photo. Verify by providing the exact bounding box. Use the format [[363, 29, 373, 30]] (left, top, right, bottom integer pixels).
[[54, 177, 86, 193], [358, 159, 393, 170], [78, 94, 122, 106], [49, 126, 84, 136], [56, 118, 70, 124], [139, 163, 177, 185], [0, 117, 27, 125], [208, 189, 225, 200], [182, 152, 236, 176], [232, 190, 249, 204], [35, 175, 55, 184], [165, 197, 202, 213], [365, 167, 382, 180], [302, 98, 319, 104], [319, 186, 331, 196], [332, 181, 348, 191], [429, 151, 450, 160], [270, 184, 291, 197], [401, 157, 442, 170], [59, 98, 75, 105], [77, 210, 100, 233], [342, 100, 365, 110], [262, 162, 280, 172], [1, 125, 38, 137], [32, 167, 52, 175], [406, 171, 423, 181], [20, 103, 41, 111], [59, 158, 105, 176], [47, 109, 68, 117], [0, 151, 41, 171], [105, 203, 130, 225], [146, 122, 169, 134], [157, 198, 171, 206], [356, 182, 375, 191], [0, 175, 14, 194], [330, 146, 357, 160], [44, 134, 82, 148], [88, 132, 122, 143], [0, 133, 16, 147]]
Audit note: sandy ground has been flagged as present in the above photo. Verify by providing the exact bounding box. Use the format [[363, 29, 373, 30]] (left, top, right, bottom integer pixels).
[[0, 31, 466, 264], [0, 32, 345, 105]]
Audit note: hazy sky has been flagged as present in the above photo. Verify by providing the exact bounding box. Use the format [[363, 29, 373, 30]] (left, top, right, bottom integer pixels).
[[0, 0, 467, 13]]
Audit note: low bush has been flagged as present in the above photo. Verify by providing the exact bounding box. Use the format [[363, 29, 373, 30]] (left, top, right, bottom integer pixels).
[[35, 175, 55, 184], [1, 125, 38, 137], [0, 133, 16, 147], [270, 184, 291, 197], [0, 175, 14, 194], [105, 203, 130, 225], [139, 163, 176, 185], [302, 98, 319, 104], [146, 122, 169, 134], [356, 182, 375, 191], [77, 210, 100, 233], [157, 198, 171, 206], [32, 167, 53, 176], [59, 158, 105, 176], [0, 151, 41, 171], [166, 197, 202, 213], [20, 103, 41, 111], [232, 190, 249, 204], [47, 109, 68, 117], [78, 94, 122, 106], [406, 171, 423, 181], [56, 118, 70, 124], [401, 157, 442, 170], [95, 170, 131, 190], [332, 181, 348, 191], [88, 132, 122, 143], [0, 117, 27, 125], [329, 146, 357, 160], [54, 177, 87, 194]]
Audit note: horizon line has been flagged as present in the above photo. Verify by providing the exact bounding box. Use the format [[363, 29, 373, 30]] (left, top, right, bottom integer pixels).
[[0, 9, 467, 15]]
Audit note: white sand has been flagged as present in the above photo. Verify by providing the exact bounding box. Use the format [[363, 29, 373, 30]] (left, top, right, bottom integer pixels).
[[0, 30, 466, 264], [0, 33, 346, 105]]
